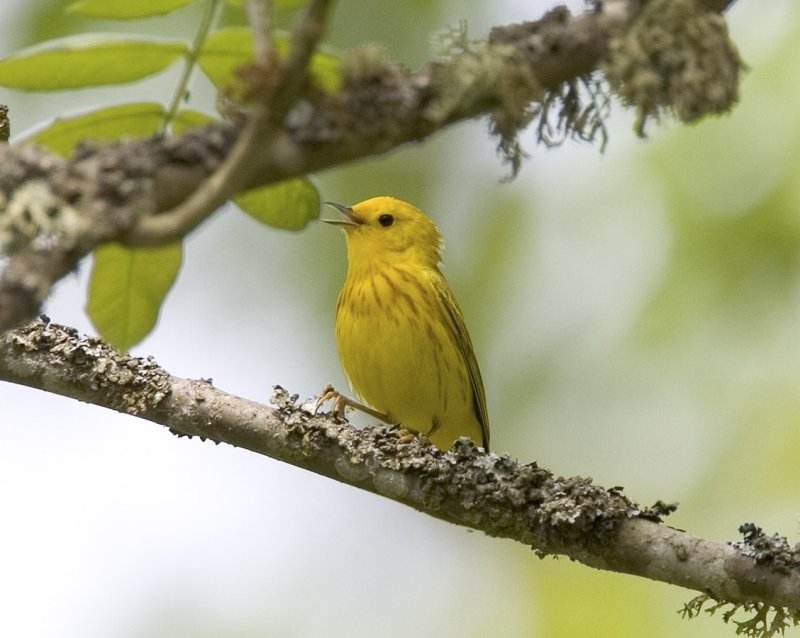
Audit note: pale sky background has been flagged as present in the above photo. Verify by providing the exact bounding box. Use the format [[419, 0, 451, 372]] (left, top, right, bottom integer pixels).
[[2, 1, 799, 637]]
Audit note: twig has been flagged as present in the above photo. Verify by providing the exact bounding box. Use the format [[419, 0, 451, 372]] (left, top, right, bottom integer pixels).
[[272, 0, 334, 115], [122, 111, 269, 247], [245, 0, 274, 59], [123, 0, 334, 248]]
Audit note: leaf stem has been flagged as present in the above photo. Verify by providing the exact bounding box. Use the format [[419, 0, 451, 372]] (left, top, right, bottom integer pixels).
[[160, 0, 223, 134]]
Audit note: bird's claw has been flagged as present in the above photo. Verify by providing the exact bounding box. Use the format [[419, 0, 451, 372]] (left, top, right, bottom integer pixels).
[[315, 383, 393, 424], [315, 383, 348, 420]]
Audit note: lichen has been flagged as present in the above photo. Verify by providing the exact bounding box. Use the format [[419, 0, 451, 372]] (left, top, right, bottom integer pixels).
[[603, 0, 744, 136], [681, 594, 800, 637], [427, 21, 543, 177], [272, 386, 645, 552], [733, 523, 800, 575], [0, 180, 87, 254], [7, 318, 171, 415]]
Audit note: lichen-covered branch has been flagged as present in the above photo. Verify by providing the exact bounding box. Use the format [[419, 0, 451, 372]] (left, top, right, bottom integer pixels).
[[1, 319, 799, 618], [0, 0, 744, 329]]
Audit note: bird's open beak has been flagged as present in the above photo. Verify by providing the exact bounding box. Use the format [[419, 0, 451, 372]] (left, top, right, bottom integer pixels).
[[322, 202, 364, 226]]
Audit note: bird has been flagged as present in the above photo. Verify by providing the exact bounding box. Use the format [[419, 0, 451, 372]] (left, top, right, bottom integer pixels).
[[322, 196, 490, 451]]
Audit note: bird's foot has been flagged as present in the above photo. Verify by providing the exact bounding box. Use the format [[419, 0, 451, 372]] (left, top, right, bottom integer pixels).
[[315, 384, 392, 423]]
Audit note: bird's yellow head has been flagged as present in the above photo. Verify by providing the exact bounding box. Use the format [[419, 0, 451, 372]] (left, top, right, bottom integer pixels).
[[325, 196, 443, 269]]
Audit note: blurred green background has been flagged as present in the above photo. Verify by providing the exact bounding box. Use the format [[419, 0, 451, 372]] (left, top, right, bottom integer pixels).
[[1, 0, 799, 636]]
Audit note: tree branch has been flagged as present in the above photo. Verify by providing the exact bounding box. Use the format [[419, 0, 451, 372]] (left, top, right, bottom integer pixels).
[[0, 0, 744, 329], [2, 319, 799, 614]]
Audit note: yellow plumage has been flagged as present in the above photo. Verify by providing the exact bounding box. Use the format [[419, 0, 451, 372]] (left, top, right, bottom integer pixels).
[[326, 196, 490, 451]]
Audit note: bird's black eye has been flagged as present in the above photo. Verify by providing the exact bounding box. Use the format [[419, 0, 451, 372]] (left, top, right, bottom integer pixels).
[[378, 213, 394, 227]]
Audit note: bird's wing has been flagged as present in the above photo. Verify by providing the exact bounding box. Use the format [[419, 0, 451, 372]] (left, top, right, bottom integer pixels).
[[432, 273, 491, 450]]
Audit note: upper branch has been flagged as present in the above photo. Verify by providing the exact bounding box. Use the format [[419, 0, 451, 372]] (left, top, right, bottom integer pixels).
[[0, 0, 744, 332], [1, 319, 798, 613]]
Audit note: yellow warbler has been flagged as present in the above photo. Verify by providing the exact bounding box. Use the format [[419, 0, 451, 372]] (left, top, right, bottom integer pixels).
[[324, 196, 490, 451]]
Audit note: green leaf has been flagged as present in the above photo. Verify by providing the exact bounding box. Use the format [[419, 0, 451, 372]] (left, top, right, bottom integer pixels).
[[26, 103, 166, 156], [199, 27, 341, 93], [67, 0, 198, 19], [171, 109, 217, 135], [0, 34, 187, 90], [197, 27, 251, 88], [234, 178, 320, 230], [87, 242, 183, 351]]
